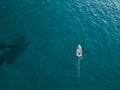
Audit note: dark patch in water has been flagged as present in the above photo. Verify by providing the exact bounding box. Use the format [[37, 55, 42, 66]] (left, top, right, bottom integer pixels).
[[0, 33, 28, 65]]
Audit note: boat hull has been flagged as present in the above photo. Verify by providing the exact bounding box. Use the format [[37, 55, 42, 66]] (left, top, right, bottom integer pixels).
[[76, 44, 82, 57]]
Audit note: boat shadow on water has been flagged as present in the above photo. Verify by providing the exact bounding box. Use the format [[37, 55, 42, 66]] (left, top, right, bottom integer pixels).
[[0, 33, 28, 65]]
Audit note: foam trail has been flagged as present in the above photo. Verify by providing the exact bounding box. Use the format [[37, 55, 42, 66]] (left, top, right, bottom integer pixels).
[[77, 57, 81, 77]]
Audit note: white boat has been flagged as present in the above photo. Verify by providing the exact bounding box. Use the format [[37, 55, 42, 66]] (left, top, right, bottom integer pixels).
[[76, 44, 82, 57]]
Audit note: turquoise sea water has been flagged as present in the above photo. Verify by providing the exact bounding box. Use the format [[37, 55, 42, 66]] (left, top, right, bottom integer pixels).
[[0, 0, 120, 90]]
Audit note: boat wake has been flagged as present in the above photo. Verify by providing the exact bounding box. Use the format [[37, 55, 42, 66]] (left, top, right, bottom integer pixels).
[[77, 57, 81, 77]]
